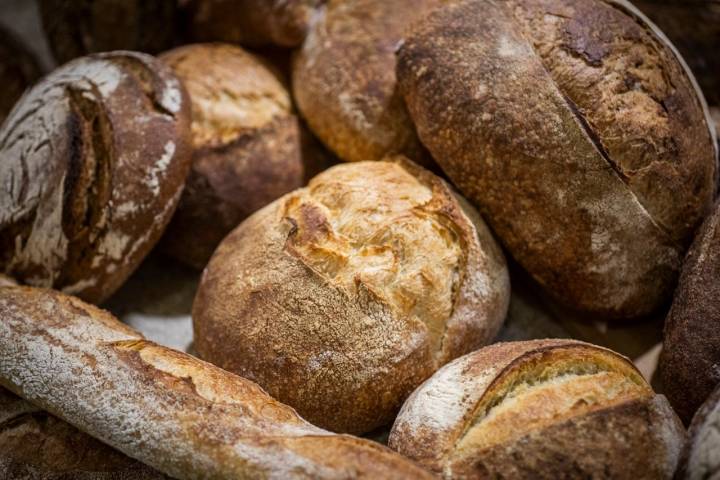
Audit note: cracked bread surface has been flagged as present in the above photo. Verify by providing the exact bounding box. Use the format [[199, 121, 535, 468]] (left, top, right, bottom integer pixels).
[[193, 158, 510, 434]]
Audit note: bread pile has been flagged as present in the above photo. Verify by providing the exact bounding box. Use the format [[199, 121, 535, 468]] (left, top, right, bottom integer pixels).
[[0, 1, 717, 479]]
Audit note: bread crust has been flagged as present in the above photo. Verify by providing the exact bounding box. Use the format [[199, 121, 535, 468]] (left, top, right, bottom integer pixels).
[[0, 286, 434, 480], [676, 385, 720, 479], [396, 0, 717, 318], [159, 43, 304, 269], [389, 339, 685, 479], [660, 200, 720, 423], [0, 51, 192, 304], [193, 158, 509, 434], [292, 0, 438, 165]]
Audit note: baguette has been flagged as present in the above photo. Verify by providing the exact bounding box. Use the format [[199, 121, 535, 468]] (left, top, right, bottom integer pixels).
[[0, 286, 433, 480]]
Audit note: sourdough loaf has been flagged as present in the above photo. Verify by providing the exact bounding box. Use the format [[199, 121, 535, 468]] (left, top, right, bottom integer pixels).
[[676, 384, 720, 479]]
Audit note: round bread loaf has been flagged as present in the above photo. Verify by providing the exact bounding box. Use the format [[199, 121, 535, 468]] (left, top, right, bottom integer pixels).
[[676, 384, 720, 480], [660, 200, 720, 424], [292, 0, 438, 165], [0, 26, 40, 124], [396, 0, 718, 318], [184, 0, 323, 48], [193, 158, 510, 434], [159, 43, 304, 269], [632, 0, 720, 105], [39, 0, 178, 64], [0, 51, 192, 304], [389, 339, 686, 479], [0, 387, 167, 480]]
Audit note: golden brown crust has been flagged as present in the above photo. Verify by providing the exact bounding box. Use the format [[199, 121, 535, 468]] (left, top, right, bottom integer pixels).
[[193, 158, 509, 434], [0, 286, 434, 480], [396, 0, 716, 318], [158, 43, 304, 269], [0, 52, 193, 304], [0, 26, 40, 125], [677, 385, 720, 479], [292, 0, 438, 165], [389, 339, 685, 479]]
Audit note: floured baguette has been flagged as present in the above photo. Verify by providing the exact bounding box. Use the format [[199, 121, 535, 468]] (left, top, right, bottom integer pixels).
[[0, 286, 433, 480]]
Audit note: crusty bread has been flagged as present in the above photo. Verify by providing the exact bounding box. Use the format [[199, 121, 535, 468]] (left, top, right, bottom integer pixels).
[[193, 158, 510, 434], [389, 339, 685, 479], [396, 0, 717, 318], [184, 0, 323, 47], [712, 107, 720, 141], [676, 384, 720, 479], [159, 43, 305, 269], [660, 200, 720, 423], [0, 25, 40, 124], [0, 387, 167, 480], [0, 51, 192, 304], [0, 286, 434, 480], [39, 0, 178, 63], [292, 0, 438, 165]]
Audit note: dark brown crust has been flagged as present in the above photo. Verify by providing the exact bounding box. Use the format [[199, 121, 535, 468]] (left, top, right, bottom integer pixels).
[[396, 0, 716, 318], [0, 26, 41, 125], [660, 200, 720, 424], [39, 0, 178, 64], [676, 384, 720, 479], [0, 51, 192, 304]]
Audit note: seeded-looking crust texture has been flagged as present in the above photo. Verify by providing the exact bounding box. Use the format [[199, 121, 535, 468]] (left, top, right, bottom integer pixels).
[[0, 286, 435, 480], [184, 0, 324, 47], [677, 385, 720, 479], [0, 51, 193, 304], [193, 158, 510, 434], [159, 43, 305, 269], [660, 200, 720, 424], [0, 26, 41, 124], [397, 0, 717, 318], [0, 387, 168, 480], [292, 0, 439, 166], [39, 0, 178, 64], [389, 339, 686, 479]]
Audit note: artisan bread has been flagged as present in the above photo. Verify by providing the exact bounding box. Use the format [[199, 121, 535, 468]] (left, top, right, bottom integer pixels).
[[676, 384, 720, 479], [39, 0, 178, 63], [193, 158, 510, 434], [397, 0, 717, 318], [0, 387, 167, 480], [184, 0, 323, 47], [660, 200, 720, 423], [0, 286, 434, 480], [292, 0, 438, 165], [389, 339, 685, 479], [0, 26, 40, 123], [158, 43, 305, 269], [0, 51, 192, 304]]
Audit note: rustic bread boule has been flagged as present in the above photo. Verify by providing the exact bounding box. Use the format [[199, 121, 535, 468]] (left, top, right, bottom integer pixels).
[[660, 200, 720, 424], [389, 339, 685, 479], [0, 51, 192, 304], [193, 158, 510, 434], [396, 0, 717, 318], [158, 43, 305, 269], [292, 0, 438, 165], [0, 26, 40, 124], [676, 384, 720, 480]]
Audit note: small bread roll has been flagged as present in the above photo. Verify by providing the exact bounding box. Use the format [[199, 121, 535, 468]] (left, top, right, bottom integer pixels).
[[193, 158, 510, 434], [184, 0, 323, 47], [660, 200, 720, 423], [159, 43, 304, 269], [0, 26, 40, 123], [0, 387, 166, 479], [292, 0, 439, 165], [0, 52, 192, 304], [676, 385, 720, 480], [389, 339, 685, 479], [397, 0, 717, 318]]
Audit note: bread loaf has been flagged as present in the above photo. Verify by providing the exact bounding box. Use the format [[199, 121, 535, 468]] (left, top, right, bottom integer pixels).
[[292, 0, 438, 165], [0, 51, 192, 304], [389, 339, 685, 479], [676, 384, 720, 480], [184, 0, 323, 48], [39, 0, 178, 63], [0, 286, 434, 480], [0, 387, 167, 480], [660, 200, 720, 423], [193, 158, 510, 434], [397, 0, 717, 318], [0, 26, 40, 123]]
